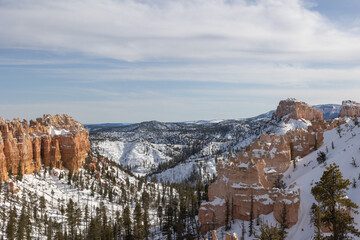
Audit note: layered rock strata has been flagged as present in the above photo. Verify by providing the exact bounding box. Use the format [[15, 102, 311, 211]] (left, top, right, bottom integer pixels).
[[0, 114, 90, 181], [275, 98, 323, 121], [199, 99, 328, 233], [338, 100, 360, 118]]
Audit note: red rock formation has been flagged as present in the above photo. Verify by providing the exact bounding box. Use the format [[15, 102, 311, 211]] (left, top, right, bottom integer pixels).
[[0, 132, 8, 181], [225, 233, 238, 240], [0, 114, 90, 181], [199, 99, 327, 234], [338, 100, 360, 118], [275, 98, 323, 121]]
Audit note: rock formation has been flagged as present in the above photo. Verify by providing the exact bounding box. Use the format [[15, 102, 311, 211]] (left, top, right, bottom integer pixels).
[[275, 98, 323, 121], [0, 114, 90, 181], [199, 99, 328, 234], [338, 100, 360, 118]]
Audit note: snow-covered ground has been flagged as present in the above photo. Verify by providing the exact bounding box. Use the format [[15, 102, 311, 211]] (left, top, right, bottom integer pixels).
[[90, 117, 274, 183], [208, 119, 360, 240], [0, 158, 173, 239]]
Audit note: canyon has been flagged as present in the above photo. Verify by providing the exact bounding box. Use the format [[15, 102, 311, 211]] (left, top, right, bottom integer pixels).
[[0, 114, 90, 181]]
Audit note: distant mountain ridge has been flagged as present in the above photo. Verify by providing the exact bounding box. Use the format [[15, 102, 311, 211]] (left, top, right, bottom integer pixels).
[[88, 103, 342, 182], [86, 104, 341, 132]]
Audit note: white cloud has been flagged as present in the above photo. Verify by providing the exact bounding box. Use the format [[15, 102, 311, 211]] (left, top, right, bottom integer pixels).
[[1, 0, 360, 63]]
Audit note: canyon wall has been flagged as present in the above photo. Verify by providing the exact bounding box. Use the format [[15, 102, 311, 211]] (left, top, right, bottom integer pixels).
[[0, 114, 90, 181], [338, 100, 360, 118], [199, 99, 328, 233], [275, 98, 323, 121]]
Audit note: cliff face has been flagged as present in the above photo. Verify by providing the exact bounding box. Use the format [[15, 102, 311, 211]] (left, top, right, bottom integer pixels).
[[0, 114, 90, 181], [275, 98, 323, 121], [199, 99, 327, 233], [338, 100, 360, 118]]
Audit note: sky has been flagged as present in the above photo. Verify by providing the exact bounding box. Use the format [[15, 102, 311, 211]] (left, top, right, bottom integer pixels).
[[1, 0, 360, 124]]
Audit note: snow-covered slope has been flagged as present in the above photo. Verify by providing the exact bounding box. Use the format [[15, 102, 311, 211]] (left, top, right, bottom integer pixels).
[[0, 156, 174, 239], [208, 119, 360, 240], [90, 118, 272, 182]]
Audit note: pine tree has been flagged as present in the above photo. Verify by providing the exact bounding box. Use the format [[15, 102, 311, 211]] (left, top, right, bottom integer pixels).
[[241, 221, 246, 240], [290, 142, 296, 168], [134, 202, 144, 240], [6, 207, 17, 240], [316, 151, 327, 164], [17, 164, 23, 181], [354, 116, 359, 126], [311, 163, 360, 239], [255, 222, 283, 240], [225, 199, 230, 230], [123, 205, 132, 240], [25, 205, 32, 240], [66, 198, 76, 239], [16, 204, 27, 240], [249, 193, 254, 237], [310, 203, 323, 240], [279, 202, 287, 239], [84, 204, 89, 236], [87, 217, 100, 240]]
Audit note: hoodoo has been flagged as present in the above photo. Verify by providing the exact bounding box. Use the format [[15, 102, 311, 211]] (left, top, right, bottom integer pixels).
[[199, 99, 327, 233], [0, 114, 90, 181]]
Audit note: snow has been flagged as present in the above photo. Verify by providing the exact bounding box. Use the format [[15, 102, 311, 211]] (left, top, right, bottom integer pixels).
[[342, 100, 360, 107], [49, 126, 70, 136], [206, 120, 360, 240], [276, 119, 312, 135], [209, 197, 225, 206]]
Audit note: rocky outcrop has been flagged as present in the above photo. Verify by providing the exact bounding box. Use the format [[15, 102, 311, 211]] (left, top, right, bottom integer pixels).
[[199, 99, 327, 234], [338, 100, 360, 118], [0, 132, 7, 181], [275, 98, 323, 121], [0, 114, 90, 181]]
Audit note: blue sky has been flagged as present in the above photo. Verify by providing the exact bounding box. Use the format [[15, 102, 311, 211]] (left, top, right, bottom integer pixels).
[[1, 0, 360, 123]]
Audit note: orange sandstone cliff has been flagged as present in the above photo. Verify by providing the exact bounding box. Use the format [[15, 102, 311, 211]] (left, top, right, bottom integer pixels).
[[0, 114, 90, 181], [338, 100, 360, 118], [199, 99, 328, 233]]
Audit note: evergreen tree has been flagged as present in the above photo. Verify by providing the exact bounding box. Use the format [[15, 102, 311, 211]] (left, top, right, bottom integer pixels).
[[6, 207, 17, 240], [279, 202, 287, 239], [255, 222, 283, 240], [25, 205, 32, 240], [17, 164, 23, 181], [40, 195, 46, 220], [16, 204, 27, 240], [84, 204, 89, 236], [310, 203, 323, 240], [311, 163, 360, 239], [225, 199, 230, 230], [134, 202, 144, 240], [66, 198, 77, 239], [316, 151, 327, 164], [87, 217, 101, 240], [241, 221, 246, 240], [249, 193, 254, 237], [123, 205, 132, 240]]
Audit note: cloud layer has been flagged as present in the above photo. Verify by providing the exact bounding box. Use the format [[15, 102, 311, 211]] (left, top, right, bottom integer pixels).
[[1, 0, 360, 122], [1, 0, 360, 63]]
